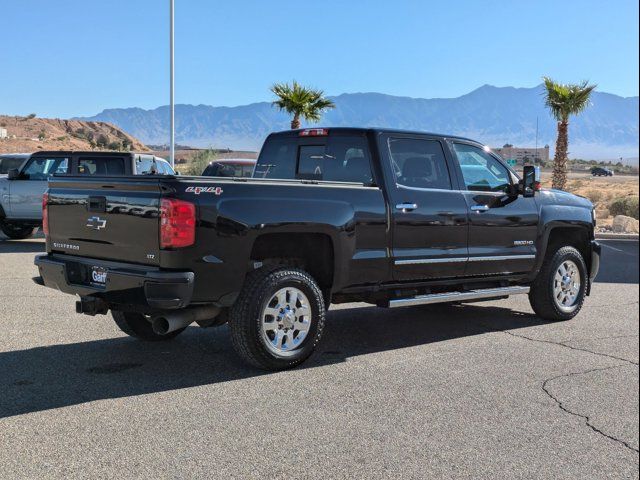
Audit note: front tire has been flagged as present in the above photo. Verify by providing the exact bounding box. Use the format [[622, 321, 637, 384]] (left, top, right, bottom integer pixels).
[[112, 310, 186, 341], [0, 221, 37, 239], [229, 266, 326, 370], [529, 246, 587, 321]]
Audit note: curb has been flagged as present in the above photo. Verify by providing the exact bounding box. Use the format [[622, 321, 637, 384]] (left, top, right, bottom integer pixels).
[[595, 233, 639, 240]]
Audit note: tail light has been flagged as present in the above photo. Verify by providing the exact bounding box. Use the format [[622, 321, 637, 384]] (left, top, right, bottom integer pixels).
[[160, 198, 196, 249], [299, 128, 329, 137], [42, 193, 49, 236]]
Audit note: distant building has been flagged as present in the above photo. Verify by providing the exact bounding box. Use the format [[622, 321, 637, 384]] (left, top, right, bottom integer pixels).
[[0, 128, 7, 139], [493, 144, 549, 165]]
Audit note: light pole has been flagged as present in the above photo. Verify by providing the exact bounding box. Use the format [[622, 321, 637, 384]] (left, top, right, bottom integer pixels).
[[169, 0, 175, 167]]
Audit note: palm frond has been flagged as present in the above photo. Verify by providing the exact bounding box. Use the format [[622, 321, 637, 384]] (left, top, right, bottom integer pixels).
[[542, 76, 597, 122], [270, 81, 335, 126]]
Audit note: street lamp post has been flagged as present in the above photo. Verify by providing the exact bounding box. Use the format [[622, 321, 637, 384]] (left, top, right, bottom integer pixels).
[[169, 0, 175, 168]]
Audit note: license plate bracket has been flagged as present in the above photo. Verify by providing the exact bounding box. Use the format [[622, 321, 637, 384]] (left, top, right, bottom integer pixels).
[[90, 266, 108, 286]]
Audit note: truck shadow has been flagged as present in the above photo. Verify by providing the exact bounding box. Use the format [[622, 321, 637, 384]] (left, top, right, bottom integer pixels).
[[0, 237, 45, 254], [0, 303, 550, 418]]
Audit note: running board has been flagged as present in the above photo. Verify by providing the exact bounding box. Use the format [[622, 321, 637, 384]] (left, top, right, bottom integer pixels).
[[388, 286, 530, 308]]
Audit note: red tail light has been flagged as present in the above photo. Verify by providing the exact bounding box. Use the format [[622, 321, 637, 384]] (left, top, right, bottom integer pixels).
[[299, 128, 329, 137], [42, 193, 49, 236], [160, 198, 196, 249]]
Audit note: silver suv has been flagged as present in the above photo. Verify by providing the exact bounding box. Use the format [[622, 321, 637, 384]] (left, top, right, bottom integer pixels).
[[0, 151, 175, 239]]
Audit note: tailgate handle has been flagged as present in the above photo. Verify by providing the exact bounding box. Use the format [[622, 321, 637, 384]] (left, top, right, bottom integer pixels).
[[88, 196, 107, 213]]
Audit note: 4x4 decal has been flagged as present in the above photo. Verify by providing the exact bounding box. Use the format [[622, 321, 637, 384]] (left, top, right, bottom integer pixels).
[[185, 186, 223, 195]]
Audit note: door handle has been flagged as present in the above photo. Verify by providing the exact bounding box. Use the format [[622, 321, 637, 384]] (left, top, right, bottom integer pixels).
[[396, 203, 418, 212], [470, 205, 490, 212]]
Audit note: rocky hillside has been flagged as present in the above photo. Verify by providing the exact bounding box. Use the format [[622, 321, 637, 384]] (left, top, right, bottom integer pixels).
[[0, 115, 148, 153]]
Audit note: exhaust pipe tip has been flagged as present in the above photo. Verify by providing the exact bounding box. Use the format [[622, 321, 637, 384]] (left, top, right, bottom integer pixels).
[[151, 316, 171, 335]]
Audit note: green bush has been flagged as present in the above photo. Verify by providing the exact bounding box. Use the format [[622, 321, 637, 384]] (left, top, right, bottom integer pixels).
[[184, 149, 217, 176], [609, 196, 639, 219]]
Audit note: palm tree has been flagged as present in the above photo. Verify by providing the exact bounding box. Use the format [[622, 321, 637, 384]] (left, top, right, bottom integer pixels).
[[271, 81, 335, 129], [542, 77, 596, 190]]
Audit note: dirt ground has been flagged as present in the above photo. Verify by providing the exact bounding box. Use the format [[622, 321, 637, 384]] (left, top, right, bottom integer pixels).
[[541, 172, 639, 226]]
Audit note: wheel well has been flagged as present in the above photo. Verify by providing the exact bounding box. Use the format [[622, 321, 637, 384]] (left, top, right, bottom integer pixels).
[[249, 233, 335, 290], [546, 227, 591, 265]]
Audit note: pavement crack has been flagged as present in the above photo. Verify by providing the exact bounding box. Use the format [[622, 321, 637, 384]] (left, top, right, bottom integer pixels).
[[542, 365, 640, 454], [486, 326, 639, 366]]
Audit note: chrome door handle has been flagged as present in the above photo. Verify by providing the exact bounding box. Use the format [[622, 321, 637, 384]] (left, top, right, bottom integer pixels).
[[396, 203, 418, 212], [470, 205, 490, 212]]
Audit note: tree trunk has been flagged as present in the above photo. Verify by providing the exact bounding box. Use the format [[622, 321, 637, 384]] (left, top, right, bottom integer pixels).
[[291, 114, 301, 130], [552, 120, 569, 190]]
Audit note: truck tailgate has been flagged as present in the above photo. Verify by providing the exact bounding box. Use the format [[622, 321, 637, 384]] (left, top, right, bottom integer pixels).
[[46, 177, 163, 266]]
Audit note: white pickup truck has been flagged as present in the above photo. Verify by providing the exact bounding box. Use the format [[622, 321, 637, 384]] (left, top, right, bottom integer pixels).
[[0, 151, 174, 239]]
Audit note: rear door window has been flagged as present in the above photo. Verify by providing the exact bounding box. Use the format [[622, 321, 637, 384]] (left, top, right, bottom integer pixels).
[[388, 138, 452, 190], [78, 157, 125, 175]]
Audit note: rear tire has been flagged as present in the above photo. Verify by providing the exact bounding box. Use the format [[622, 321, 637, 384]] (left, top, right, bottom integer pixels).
[[112, 310, 186, 341], [529, 246, 587, 321], [229, 266, 326, 370], [0, 221, 37, 239]]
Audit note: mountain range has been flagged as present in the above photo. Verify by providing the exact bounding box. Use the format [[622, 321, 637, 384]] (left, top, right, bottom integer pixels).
[[79, 84, 639, 159]]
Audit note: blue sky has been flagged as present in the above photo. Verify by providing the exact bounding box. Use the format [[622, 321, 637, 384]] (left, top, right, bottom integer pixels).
[[1, 0, 638, 118]]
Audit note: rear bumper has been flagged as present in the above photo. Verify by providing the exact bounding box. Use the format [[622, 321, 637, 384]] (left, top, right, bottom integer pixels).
[[34, 254, 194, 310]]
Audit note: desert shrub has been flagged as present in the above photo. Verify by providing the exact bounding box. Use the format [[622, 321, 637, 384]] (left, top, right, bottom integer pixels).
[[107, 141, 122, 150], [56, 136, 68, 141], [26, 113, 36, 119], [584, 189, 603, 203], [595, 207, 610, 219], [609, 196, 639, 219], [184, 149, 217, 176], [96, 134, 109, 148]]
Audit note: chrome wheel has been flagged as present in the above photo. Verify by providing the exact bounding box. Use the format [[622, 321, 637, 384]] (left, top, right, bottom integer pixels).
[[261, 287, 311, 356], [553, 260, 581, 312]]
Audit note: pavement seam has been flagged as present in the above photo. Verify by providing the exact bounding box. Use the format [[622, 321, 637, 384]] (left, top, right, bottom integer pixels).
[[542, 365, 640, 455]]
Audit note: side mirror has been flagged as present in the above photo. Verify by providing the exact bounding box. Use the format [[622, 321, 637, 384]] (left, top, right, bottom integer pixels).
[[522, 165, 541, 197], [7, 168, 20, 180]]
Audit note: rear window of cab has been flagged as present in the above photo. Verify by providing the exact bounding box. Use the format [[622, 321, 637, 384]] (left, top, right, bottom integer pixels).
[[254, 134, 374, 185]]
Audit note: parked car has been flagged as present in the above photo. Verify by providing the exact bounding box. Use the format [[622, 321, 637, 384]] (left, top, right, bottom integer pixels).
[[0, 153, 30, 175], [591, 167, 613, 177], [0, 151, 174, 239], [201, 158, 256, 177], [35, 128, 600, 370]]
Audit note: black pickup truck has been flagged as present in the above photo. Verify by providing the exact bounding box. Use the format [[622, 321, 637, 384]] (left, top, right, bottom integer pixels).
[[35, 128, 601, 370]]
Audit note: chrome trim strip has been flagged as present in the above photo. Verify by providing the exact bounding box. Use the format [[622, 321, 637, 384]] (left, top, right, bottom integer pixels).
[[394, 257, 468, 265], [388, 286, 530, 308], [467, 255, 536, 262], [395, 254, 535, 265]]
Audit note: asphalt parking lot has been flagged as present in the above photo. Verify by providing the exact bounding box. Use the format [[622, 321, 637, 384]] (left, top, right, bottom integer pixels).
[[0, 235, 638, 479]]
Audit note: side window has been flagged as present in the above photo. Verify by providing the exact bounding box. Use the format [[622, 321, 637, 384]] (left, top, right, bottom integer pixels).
[[21, 157, 68, 180], [78, 157, 125, 175], [453, 143, 511, 192], [388, 138, 452, 190]]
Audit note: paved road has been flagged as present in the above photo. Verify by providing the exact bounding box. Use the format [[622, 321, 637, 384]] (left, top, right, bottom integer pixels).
[[0, 236, 637, 479]]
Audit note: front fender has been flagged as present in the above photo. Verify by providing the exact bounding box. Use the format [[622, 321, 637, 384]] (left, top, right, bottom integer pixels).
[[530, 204, 594, 278]]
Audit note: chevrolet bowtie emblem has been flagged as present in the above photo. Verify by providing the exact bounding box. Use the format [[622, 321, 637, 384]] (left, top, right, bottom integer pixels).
[[86, 216, 107, 230]]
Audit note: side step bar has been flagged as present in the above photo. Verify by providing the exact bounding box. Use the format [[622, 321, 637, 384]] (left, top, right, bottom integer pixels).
[[388, 286, 530, 308]]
